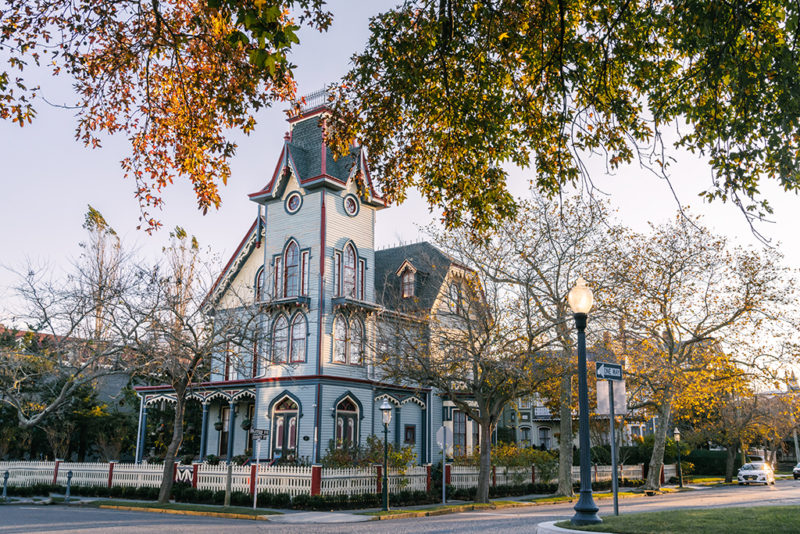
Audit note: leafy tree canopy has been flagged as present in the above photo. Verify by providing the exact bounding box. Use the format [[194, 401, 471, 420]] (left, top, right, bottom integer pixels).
[[1, 0, 331, 230], [328, 0, 800, 232]]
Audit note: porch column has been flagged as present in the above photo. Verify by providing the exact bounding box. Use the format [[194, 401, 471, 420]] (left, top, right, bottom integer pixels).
[[199, 402, 209, 461], [420, 405, 427, 464], [394, 405, 402, 449], [136, 405, 148, 463], [226, 399, 236, 463]]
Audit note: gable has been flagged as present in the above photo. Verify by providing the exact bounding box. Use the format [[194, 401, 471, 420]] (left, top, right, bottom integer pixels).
[[203, 217, 265, 310]]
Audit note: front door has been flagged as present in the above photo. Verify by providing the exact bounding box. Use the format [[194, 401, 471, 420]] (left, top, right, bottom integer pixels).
[[272, 397, 299, 460], [219, 406, 230, 457]]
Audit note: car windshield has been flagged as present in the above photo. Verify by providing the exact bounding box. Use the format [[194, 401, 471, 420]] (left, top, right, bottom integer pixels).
[[741, 463, 764, 471]]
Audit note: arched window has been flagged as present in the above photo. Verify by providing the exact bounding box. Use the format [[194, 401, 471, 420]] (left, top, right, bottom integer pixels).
[[255, 266, 265, 302], [343, 244, 356, 298], [272, 396, 299, 459], [334, 315, 347, 363], [349, 320, 363, 365], [284, 241, 299, 297], [273, 316, 289, 363], [335, 397, 359, 448], [290, 314, 307, 363]]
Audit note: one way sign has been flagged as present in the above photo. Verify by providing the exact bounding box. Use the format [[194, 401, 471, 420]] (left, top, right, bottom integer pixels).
[[595, 361, 623, 381]]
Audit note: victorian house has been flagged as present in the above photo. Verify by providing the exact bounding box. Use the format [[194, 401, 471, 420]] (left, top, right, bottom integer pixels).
[[134, 92, 481, 465]]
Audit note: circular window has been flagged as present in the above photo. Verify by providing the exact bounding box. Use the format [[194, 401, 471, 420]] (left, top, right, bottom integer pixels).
[[285, 192, 302, 214], [344, 194, 359, 217]]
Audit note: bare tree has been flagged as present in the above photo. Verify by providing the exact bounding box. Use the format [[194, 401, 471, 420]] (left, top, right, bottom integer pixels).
[[127, 227, 268, 504], [0, 207, 141, 429], [604, 213, 794, 490]]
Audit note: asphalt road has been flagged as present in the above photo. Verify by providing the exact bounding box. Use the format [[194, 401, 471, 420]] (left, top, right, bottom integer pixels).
[[3, 479, 800, 534]]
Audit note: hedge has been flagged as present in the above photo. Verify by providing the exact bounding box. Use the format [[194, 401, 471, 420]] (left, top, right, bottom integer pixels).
[[3, 478, 645, 509]]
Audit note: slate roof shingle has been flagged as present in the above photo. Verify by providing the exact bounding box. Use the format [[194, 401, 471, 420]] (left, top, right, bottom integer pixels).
[[374, 242, 454, 313]]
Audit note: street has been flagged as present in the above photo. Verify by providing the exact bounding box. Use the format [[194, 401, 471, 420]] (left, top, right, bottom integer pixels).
[[3, 480, 799, 534]]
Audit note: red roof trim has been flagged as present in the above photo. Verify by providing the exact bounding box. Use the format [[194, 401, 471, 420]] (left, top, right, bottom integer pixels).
[[248, 145, 286, 199], [134, 374, 430, 393]]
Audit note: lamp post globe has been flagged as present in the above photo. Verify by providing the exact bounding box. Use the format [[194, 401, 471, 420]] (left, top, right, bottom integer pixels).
[[379, 399, 393, 511], [569, 277, 602, 526]]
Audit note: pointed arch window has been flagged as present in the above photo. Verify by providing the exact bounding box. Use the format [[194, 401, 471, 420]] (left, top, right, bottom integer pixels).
[[343, 244, 356, 298], [284, 241, 300, 297], [349, 320, 363, 365], [255, 266, 265, 302], [332, 315, 364, 365], [290, 314, 307, 363], [273, 316, 289, 363], [335, 396, 359, 448]]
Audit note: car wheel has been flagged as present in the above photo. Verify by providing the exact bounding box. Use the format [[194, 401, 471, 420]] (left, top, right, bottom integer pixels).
[[738, 482, 744, 485]]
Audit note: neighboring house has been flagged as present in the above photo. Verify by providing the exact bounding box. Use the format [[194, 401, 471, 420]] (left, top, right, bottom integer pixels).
[[133, 92, 481, 465]]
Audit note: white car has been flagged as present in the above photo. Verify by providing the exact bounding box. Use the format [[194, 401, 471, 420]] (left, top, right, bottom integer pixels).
[[737, 462, 775, 485], [793, 462, 800, 480]]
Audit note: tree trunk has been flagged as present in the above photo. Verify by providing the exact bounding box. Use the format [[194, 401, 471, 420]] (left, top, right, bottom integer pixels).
[[158, 393, 186, 504], [645, 401, 672, 490], [475, 420, 493, 503], [556, 373, 574, 496], [724, 443, 737, 483]]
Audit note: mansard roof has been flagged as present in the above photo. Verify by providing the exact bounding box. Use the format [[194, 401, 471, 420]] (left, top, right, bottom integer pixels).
[[374, 242, 456, 313], [248, 106, 385, 208]]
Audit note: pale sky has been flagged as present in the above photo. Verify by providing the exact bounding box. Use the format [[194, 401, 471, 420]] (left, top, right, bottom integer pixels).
[[1, 1, 798, 319]]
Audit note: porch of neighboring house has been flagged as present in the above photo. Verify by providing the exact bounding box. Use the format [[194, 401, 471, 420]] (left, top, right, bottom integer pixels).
[[134, 384, 257, 464]]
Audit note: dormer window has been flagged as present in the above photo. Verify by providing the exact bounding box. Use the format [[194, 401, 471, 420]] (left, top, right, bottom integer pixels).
[[396, 260, 417, 299], [402, 270, 415, 298]]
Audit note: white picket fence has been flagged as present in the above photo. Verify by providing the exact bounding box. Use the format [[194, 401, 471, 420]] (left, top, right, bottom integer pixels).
[[449, 463, 650, 488], [0, 460, 659, 495]]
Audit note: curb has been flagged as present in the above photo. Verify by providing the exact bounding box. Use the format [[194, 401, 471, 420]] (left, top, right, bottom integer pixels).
[[371, 500, 535, 520], [536, 520, 619, 534], [98, 504, 271, 521]]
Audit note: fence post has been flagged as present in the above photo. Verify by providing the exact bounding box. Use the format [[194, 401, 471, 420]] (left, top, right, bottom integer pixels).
[[531, 465, 535, 485], [249, 464, 258, 496], [445, 464, 451, 486], [107, 461, 116, 488], [311, 465, 322, 496], [53, 459, 61, 485], [376, 465, 382, 495], [492, 466, 496, 488], [192, 463, 199, 489], [660, 464, 665, 486], [426, 465, 431, 493], [173, 463, 178, 482], [641, 463, 646, 480]]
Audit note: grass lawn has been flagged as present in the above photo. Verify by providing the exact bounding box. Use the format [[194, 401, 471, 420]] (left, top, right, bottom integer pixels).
[[363, 500, 521, 517], [527, 492, 638, 504], [557, 505, 800, 533], [90, 500, 281, 517]]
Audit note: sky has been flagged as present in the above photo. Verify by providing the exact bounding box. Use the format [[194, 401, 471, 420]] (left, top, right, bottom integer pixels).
[[1, 1, 799, 320]]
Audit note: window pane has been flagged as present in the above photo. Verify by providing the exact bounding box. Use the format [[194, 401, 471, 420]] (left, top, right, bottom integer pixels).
[[343, 245, 356, 297], [334, 316, 347, 363], [275, 418, 284, 449], [288, 417, 297, 449], [285, 242, 299, 297], [290, 315, 306, 362], [349, 320, 363, 365], [273, 316, 289, 363]]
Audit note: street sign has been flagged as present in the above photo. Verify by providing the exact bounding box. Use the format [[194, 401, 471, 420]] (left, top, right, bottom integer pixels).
[[436, 426, 453, 448], [597, 379, 627, 415], [252, 429, 269, 440], [595, 361, 623, 381]]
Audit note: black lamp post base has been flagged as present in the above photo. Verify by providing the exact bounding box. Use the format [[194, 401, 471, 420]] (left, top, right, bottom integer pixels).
[[571, 489, 602, 525]]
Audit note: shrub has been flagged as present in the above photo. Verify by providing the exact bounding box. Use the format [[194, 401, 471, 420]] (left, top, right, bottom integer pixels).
[[204, 455, 220, 466]]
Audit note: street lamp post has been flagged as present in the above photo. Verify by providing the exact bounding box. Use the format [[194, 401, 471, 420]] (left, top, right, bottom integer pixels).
[[380, 399, 393, 512], [674, 428, 683, 488], [568, 277, 602, 526]]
